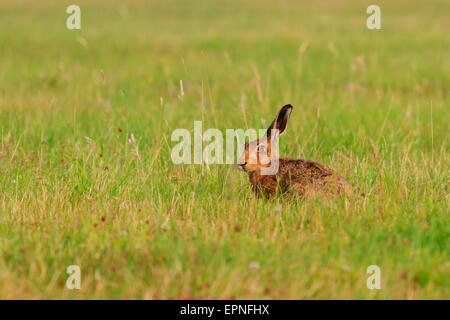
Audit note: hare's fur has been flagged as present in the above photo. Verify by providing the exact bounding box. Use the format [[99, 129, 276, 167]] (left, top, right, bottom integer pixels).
[[248, 157, 353, 198]]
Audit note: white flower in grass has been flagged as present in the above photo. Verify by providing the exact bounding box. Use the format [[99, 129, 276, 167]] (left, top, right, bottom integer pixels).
[[85, 136, 95, 146], [128, 133, 136, 144], [161, 222, 169, 231], [249, 262, 260, 271]]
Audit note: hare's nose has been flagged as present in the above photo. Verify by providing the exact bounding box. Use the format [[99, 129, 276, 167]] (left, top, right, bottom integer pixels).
[[238, 162, 247, 171]]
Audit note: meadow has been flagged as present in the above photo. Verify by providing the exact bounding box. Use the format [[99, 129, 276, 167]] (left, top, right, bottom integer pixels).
[[0, 0, 448, 299]]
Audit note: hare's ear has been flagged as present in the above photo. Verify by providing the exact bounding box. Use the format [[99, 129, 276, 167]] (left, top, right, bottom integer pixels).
[[266, 104, 293, 137]]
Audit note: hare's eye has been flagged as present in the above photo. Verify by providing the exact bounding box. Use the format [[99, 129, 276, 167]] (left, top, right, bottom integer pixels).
[[258, 145, 266, 153]]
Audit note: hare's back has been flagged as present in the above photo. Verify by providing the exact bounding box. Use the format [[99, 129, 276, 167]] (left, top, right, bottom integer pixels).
[[278, 157, 351, 197], [278, 157, 334, 181]]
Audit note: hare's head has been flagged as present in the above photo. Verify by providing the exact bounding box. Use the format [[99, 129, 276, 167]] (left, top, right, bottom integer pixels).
[[238, 104, 293, 173]]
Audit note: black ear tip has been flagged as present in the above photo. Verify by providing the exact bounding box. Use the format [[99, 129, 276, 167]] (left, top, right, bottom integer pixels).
[[281, 104, 293, 113]]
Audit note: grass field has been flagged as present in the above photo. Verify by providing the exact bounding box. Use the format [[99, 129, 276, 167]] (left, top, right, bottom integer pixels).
[[0, 0, 448, 299]]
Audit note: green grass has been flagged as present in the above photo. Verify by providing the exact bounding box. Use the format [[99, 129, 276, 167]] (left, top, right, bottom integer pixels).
[[0, 0, 448, 299]]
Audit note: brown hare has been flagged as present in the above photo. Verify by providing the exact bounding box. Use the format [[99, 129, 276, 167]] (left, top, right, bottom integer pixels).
[[238, 104, 360, 199]]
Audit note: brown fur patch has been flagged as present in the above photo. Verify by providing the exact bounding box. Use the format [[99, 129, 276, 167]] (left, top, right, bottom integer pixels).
[[246, 157, 357, 199]]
